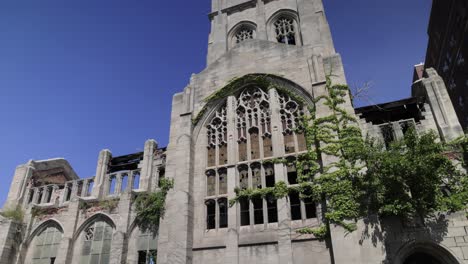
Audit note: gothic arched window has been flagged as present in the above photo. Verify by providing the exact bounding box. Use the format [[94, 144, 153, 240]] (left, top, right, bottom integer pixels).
[[274, 17, 296, 45], [229, 22, 257, 48], [81, 220, 113, 264], [31, 226, 62, 264]]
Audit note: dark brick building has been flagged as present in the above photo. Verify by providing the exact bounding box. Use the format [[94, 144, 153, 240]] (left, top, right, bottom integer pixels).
[[424, 0, 468, 129]]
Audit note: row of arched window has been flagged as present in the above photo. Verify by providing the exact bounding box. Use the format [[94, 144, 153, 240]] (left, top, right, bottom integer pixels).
[[27, 216, 157, 264], [204, 86, 314, 230], [229, 11, 301, 48]]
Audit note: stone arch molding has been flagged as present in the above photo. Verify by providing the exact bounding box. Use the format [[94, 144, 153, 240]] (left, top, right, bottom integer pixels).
[[266, 9, 302, 45], [227, 20, 257, 49], [26, 218, 65, 247], [392, 241, 462, 264], [72, 212, 117, 242], [193, 73, 314, 139]]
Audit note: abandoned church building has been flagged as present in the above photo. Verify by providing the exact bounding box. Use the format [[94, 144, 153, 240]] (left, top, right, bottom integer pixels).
[[1, 0, 467, 263]]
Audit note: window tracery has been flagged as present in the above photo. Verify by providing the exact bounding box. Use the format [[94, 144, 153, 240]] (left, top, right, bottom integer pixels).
[[204, 85, 317, 229], [207, 105, 228, 167], [279, 93, 307, 153], [235, 28, 254, 43], [81, 221, 113, 264], [274, 17, 296, 45], [236, 87, 272, 161]]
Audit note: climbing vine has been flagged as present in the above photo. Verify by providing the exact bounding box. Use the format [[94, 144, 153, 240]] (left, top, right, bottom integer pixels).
[[134, 178, 174, 232], [0, 206, 25, 222], [229, 74, 468, 239]]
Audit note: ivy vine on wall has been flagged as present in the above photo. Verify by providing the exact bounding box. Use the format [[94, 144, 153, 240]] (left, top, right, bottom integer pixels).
[[228, 74, 468, 239], [134, 178, 174, 232]]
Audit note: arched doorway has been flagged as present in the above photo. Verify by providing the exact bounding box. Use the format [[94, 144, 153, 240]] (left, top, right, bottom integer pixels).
[[394, 242, 461, 264], [403, 252, 442, 264]]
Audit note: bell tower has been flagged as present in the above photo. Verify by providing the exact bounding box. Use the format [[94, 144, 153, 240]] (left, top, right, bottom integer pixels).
[[207, 0, 336, 64]]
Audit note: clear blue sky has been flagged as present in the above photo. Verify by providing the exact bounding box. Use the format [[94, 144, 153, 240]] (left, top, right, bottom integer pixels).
[[0, 0, 432, 206]]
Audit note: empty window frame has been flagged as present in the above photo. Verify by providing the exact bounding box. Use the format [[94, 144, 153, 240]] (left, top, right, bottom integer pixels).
[[206, 200, 216, 230], [131, 171, 141, 190], [289, 192, 302, 220]]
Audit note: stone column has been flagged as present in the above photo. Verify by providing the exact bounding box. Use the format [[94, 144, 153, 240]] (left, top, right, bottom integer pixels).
[[140, 139, 158, 191], [81, 179, 89, 198], [412, 68, 464, 141], [4, 161, 34, 209], [91, 149, 112, 198], [269, 88, 293, 263], [55, 200, 81, 264], [115, 174, 123, 195], [157, 93, 194, 264]]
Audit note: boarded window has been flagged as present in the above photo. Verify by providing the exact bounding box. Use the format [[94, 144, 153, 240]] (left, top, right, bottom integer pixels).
[[239, 166, 249, 190], [250, 129, 260, 160], [297, 132, 307, 152], [284, 133, 295, 154], [263, 136, 273, 158], [251, 164, 262, 189], [219, 144, 228, 165], [207, 147, 216, 167], [238, 141, 248, 162], [206, 171, 216, 196], [218, 169, 227, 195]]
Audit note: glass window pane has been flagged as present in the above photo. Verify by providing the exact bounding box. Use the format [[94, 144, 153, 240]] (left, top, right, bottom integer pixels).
[[90, 254, 100, 264], [100, 253, 110, 264], [102, 239, 111, 254], [82, 241, 92, 256], [218, 170, 227, 195]]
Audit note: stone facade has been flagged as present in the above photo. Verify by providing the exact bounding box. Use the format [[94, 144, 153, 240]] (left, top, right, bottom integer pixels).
[[1, 0, 467, 263], [424, 0, 468, 130]]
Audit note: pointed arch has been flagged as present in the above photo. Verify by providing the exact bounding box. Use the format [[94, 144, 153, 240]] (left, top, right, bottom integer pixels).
[[26, 218, 64, 246], [193, 73, 314, 137], [73, 213, 116, 242], [393, 241, 462, 264]]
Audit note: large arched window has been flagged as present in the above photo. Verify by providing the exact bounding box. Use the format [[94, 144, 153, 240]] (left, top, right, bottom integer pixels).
[[80, 220, 113, 264], [203, 83, 316, 229], [31, 226, 62, 264]]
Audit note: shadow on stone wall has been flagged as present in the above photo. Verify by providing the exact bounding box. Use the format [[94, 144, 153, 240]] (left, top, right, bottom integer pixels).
[[358, 214, 451, 263]]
